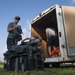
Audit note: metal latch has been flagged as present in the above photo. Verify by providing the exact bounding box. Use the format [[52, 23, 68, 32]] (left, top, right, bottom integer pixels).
[[58, 12, 62, 16], [61, 45, 66, 48]]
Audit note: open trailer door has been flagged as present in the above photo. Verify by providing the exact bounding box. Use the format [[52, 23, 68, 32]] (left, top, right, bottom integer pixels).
[[62, 6, 75, 56]]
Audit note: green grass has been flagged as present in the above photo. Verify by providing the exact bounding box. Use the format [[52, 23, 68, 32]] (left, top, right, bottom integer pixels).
[[0, 63, 75, 75]]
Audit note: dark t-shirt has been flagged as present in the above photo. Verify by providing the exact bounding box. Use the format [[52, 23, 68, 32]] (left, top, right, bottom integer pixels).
[[48, 35, 55, 46], [48, 35, 59, 47], [7, 22, 16, 38], [54, 36, 59, 47]]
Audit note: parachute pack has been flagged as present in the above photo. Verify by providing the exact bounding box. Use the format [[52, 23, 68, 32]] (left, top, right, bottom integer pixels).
[[3, 41, 44, 71]]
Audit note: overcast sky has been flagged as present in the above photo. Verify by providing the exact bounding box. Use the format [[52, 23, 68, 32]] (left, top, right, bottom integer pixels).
[[0, 0, 75, 61]]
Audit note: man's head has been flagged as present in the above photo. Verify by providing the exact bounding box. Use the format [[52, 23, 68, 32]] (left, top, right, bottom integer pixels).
[[14, 16, 21, 24]]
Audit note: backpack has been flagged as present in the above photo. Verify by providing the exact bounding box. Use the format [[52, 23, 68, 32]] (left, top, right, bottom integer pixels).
[[13, 25, 22, 42]]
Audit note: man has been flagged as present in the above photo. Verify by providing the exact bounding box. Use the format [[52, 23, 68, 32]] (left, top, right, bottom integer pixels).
[[45, 28, 56, 56], [7, 16, 22, 50]]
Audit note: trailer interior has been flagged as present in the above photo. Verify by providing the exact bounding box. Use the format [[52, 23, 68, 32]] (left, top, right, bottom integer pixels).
[[31, 7, 60, 57], [31, 8, 58, 42]]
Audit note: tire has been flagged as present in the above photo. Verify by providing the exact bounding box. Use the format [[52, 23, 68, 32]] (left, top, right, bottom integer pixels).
[[52, 63, 60, 67], [44, 63, 50, 67]]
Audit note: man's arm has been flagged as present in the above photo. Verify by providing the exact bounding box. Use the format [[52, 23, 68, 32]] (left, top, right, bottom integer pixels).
[[45, 30, 49, 42], [7, 22, 18, 32], [7, 25, 18, 32], [8, 27, 15, 32]]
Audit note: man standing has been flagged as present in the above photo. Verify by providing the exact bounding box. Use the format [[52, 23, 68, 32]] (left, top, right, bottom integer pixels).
[[7, 16, 22, 50]]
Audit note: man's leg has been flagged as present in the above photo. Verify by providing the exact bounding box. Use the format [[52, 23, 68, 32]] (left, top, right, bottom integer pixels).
[[48, 46, 52, 57], [7, 38, 15, 50]]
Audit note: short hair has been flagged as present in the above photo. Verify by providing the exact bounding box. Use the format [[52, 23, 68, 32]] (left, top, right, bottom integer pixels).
[[14, 16, 21, 20]]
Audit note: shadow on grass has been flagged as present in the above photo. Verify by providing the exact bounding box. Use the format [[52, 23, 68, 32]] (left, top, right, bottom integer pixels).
[[0, 63, 75, 75]]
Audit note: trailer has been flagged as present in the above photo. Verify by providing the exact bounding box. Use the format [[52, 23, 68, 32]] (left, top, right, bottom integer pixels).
[[30, 4, 75, 67]]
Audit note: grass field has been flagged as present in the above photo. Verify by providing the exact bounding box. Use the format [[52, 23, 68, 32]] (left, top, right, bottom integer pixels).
[[0, 63, 75, 75]]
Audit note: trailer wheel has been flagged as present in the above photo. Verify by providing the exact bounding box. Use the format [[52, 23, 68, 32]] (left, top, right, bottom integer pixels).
[[52, 63, 60, 67], [44, 63, 50, 67]]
